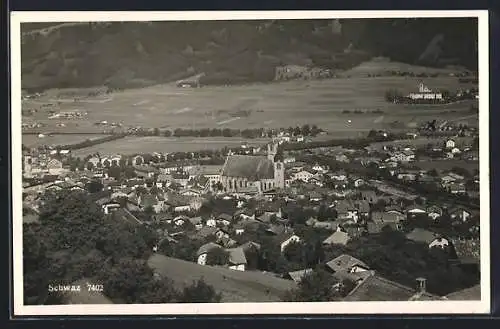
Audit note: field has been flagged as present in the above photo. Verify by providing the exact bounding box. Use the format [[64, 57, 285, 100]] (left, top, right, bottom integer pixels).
[[22, 134, 110, 148], [147, 254, 296, 302], [70, 136, 270, 157], [22, 70, 478, 135], [413, 160, 479, 173]]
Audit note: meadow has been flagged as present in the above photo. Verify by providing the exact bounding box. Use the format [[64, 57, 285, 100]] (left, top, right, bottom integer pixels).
[[21, 60, 479, 154], [22, 134, 110, 148], [148, 254, 295, 302], [71, 136, 270, 157]]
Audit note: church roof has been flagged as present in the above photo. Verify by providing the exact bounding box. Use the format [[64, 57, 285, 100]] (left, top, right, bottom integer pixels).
[[222, 155, 274, 180]]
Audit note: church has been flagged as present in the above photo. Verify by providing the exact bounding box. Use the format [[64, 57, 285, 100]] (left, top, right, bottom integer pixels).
[[220, 143, 285, 194]]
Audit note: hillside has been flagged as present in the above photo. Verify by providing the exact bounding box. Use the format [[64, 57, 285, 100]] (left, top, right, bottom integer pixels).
[[20, 18, 478, 91], [147, 254, 295, 302]]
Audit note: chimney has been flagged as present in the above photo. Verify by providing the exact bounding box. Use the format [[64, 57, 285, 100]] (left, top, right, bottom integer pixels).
[[416, 277, 427, 293]]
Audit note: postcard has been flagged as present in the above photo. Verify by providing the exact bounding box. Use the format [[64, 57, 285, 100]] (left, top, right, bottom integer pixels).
[[10, 10, 490, 316]]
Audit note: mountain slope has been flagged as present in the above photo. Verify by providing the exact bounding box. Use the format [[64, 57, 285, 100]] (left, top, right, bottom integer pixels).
[[20, 18, 478, 92]]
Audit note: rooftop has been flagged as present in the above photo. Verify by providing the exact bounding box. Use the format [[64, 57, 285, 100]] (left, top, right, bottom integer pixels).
[[222, 155, 274, 180]]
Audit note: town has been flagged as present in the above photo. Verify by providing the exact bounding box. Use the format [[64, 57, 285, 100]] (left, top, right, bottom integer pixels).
[[22, 121, 481, 304]]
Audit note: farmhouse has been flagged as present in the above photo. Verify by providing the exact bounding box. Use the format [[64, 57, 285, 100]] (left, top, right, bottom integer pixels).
[[220, 143, 285, 194], [406, 228, 450, 249]]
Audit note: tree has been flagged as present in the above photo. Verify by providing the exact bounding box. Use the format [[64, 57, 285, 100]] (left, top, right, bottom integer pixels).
[[206, 248, 230, 266], [178, 279, 222, 303], [283, 268, 342, 302]]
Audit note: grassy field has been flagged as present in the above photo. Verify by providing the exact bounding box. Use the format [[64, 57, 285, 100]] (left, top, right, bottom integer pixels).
[[71, 136, 270, 157], [147, 254, 295, 302], [22, 70, 478, 136], [22, 134, 110, 148]]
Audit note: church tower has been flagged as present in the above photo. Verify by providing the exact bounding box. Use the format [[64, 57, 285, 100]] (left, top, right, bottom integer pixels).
[[268, 141, 285, 189]]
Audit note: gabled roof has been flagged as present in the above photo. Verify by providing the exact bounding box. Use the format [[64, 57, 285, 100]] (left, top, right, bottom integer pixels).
[[222, 155, 274, 180], [111, 208, 143, 226], [326, 254, 369, 273], [227, 247, 247, 265], [188, 216, 203, 225], [344, 275, 440, 301], [217, 213, 233, 222], [275, 232, 298, 244], [405, 228, 438, 245], [323, 230, 350, 245], [196, 242, 223, 256]]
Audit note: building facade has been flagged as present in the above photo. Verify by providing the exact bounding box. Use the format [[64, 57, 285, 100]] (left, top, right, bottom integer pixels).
[[220, 143, 285, 194]]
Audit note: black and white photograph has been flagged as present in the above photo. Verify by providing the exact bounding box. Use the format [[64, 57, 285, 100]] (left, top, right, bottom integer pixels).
[[11, 11, 490, 315]]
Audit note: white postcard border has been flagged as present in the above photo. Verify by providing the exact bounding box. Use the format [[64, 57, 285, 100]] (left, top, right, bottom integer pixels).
[[10, 10, 491, 316]]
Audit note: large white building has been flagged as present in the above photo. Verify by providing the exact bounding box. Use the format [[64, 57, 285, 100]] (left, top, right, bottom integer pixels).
[[220, 143, 285, 194], [408, 83, 443, 100]]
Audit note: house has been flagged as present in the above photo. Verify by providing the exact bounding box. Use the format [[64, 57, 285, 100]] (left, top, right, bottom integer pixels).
[[391, 150, 415, 163], [226, 247, 247, 271], [397, 173, 418, 182], [323, 229, 350, 246], [313, 220, 339, 231], [233, 223, 246, 235], [215, 228, 230, 241], [308, 176, 324, 187], [277, 232, 301, 252], [286, 268, 313, 283], [196, 242, 223, 265], [312, 164, 328, 173], [329, 170, 348, 181], [372, 210, 405, 224], [427, 205, 443, 220], [450, 207, 472, 222], [406, 206, 427, 219], [47, 158, 65, 175], [188, 216, 203, 230], [344, 276, 440, 301], [446, 139, 456, 149], [206, 217, 217, 227], [294, 170, 315, 182], [335, 200, 359, 222], [326, 254, 370, 275], [216, 213, 233, 226], [405, 228, 450, 249], [173, 215, 189, 227], [179, 188, 202, 197], [449, 182, 466, 195]]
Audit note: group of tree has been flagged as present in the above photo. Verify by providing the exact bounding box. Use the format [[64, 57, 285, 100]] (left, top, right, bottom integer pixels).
[[282, 267, 356, 302], [325, 229, 479, 296], [24, 190, 221, 305], [139, 125, 325, 139]]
